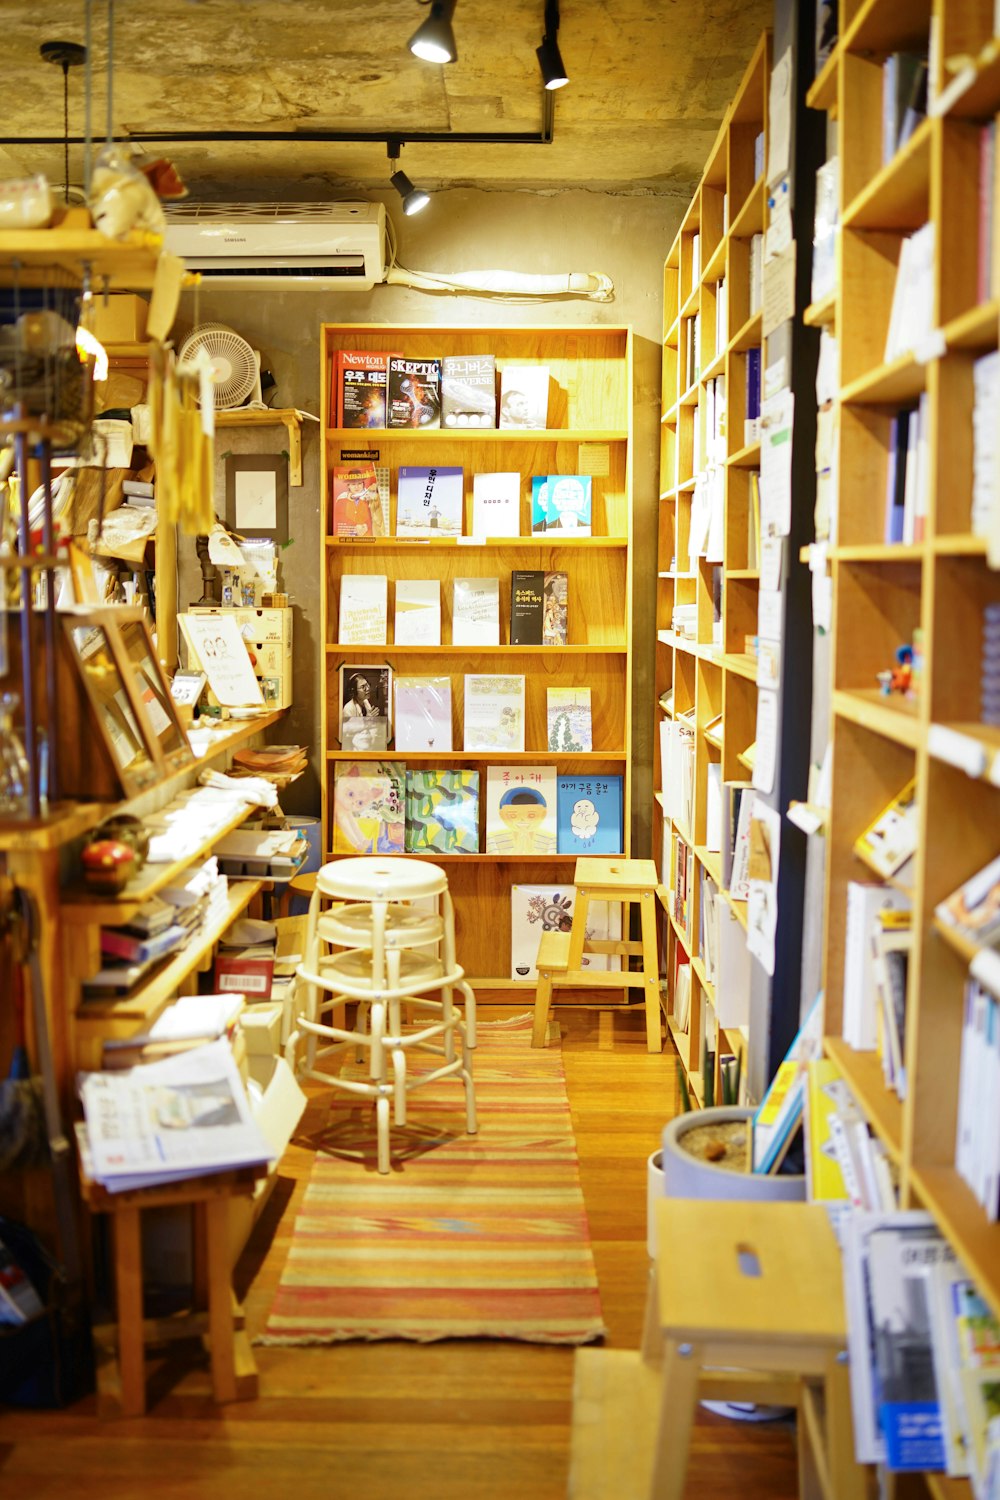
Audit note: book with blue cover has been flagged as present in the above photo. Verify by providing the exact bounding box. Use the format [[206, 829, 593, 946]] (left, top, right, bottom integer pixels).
[[405, 769, 479, 853], [556, 776, 623, 855], [530, 474, 592, 534]]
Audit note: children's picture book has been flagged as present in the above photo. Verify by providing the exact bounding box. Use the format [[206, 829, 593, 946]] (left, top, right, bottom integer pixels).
[[542, 474, 593, 534], [338, 573, 388, 644], [387, 356, 441, 428], [509, 883, 621, 981], [452, 578, 500, 645], [334, 350, 391, 429], [332, 760, 405, 854], [405, 769, 479, 853], [338, 663, 391, 753], [331, 460, 387, 537], [486, 766, 557, 854], [396, 466, 464, 538], [464, 674, 525, 752], [498, 365, 550, 429], [393, 579, 441, 645], [441, 354, 496, 429], [935, 853, 1000, 946], [556, 775, 623, 854], [547, 687, 592, 751], [471, 471, 521, 537], [854, 778, 919, 882], [531, 476, 550, 532], [394, 675, 452, 752], [543, 570, 568, 645], [510, 569, 545, 644]]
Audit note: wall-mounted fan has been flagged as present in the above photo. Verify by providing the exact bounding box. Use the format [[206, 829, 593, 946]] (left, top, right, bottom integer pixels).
[[177, 323, 264, 409]]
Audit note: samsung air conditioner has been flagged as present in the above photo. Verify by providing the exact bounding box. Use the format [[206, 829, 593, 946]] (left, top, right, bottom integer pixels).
[[163, 201, 387, 290]]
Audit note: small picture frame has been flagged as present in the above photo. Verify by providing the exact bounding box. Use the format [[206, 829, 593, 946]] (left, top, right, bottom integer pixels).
[[339, 663, 392, 753], [170, 670, 207, 707], [224, 455, 289, 542]]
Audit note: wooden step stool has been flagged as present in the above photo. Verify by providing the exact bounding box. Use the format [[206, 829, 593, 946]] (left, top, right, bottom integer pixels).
[[569, 1198, 866, 1500], [531, 857, 662, 1053], [82, 1165, 265, 1417]]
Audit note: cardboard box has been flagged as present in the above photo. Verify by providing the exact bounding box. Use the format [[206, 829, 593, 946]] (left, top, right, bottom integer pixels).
[[214, 953, 275, 998], [235, 606, 292, 647], [239, 1001, 284, 1056], [91, 293, 149, 344]]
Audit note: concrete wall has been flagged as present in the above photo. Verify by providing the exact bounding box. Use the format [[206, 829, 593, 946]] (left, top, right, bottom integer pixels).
[[183, 186, 683, 853]]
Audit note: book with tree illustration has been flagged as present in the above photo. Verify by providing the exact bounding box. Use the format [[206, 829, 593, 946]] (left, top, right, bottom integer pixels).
[[547, 687, 592, 751], [404, 769, 479, 853]]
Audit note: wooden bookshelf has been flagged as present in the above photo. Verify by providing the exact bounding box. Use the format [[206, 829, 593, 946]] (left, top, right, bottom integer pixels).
[[655, 31, 771, 1105], [319, 323, 634, 999]]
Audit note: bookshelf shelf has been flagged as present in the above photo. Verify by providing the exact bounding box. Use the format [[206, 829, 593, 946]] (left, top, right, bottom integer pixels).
[[730, 310, 764, 354], [804, 291, 837, 328], [726, 440, 762, 469], [823, 1038, 903, 1165], [840, 352, 926, 406], [806, 51, 839, 115], [830, 689, 922, 748], [840, 0, 932, 56], [942, 300, 1000, 352], [320, 322, 634, 998], [730, 176, 766, 240], [841, 116, 932, 232], [909, 1165, 1000, 1320]]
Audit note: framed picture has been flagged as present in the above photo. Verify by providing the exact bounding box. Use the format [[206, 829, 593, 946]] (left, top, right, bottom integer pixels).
[[338, 663, 392, 753], [224, 455, 289, 542]]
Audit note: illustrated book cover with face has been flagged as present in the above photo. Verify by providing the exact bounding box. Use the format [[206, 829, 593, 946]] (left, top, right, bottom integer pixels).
[[332, 760, 405, 855], [556, 776, 624, 855], [509, 884, 622, 981], [404, 769, 479, 854], [539, 474, 592, 534], [485, 765, 557, 854], [338, 663, 391, 753], [498, 365, 550, 429], [463, 674, 525, 752], [331, 461, 387, 537]]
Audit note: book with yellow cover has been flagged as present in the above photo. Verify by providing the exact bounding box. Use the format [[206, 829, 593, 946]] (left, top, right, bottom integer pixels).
[[853, 777, 919, 882]]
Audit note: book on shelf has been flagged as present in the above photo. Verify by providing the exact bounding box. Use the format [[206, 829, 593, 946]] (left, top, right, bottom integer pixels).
[[957, 1368, 1000, 1495], [404, 768, 479, 853], [751, 992, 824, 1173], [985, 603, 1000, 727], [936, 852, 1000, 948], [387, 356, 441, 428], [509, 883, 620, 981], [749, 233, 764, 315], [926, 1263, 1000, 1482], [748, 471, 761, 568], [452, 577, 500, 646], [393, 579, 441, 646], [332, 760, 405, 854], [471, 471, 521, 538], [872, 911, 912, 1100], [726, 781, 755, 902], [812, 156, 839, 304], [815, 0, 837, 70], [543, 475, 593, 534], [338, 573, 388, 645], [463, 674, 525, 752], [672, 946, 692, 1032], [331, 460, 387, 537], [978, 123, 998, 305], [884, 222, 935, 364], [393, 675, 452, 752], [715, 902, 751, 1028], [842, 881, 912, 1051], [510, 569, 568, 646], [691, 231, 701, 283], [745, 348, 761, 446], [498, 365, 549, 429], [956, 956, 1000, 1221], [99, 921, 187, 966], [396, 466, 464, 538], [705, 761, 722, 853], [973, 351, 1000, 545], [334, 349, 391, 429], [530, 477, 550, 534], [882, 53, 928, 164], [715, 278, 728, 355], [853, 779, 919, 882], [440, 353, 496, 429], [556, 775, 623, 855], [546, 686, 592, 752], [339, 663, 391, 754], [485, 765, 557, 854]]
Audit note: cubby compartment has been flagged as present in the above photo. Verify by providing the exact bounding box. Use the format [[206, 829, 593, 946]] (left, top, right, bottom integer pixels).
[[928, 554, 1000, 729], [833, 557, 924, 702], [721, 667, 757, 783], [723, 574, 760, 660]]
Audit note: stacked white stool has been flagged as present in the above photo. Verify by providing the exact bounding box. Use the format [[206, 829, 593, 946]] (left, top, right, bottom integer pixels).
[[287, 856, 477, 1174]]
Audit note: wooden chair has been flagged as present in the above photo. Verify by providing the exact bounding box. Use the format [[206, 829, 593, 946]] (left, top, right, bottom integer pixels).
[[532, 857, 662, 1053], [569, 1198, 867, 1499]]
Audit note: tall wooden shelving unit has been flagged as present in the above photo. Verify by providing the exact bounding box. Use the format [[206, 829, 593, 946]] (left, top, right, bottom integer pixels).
[[655, 35, 770, 1105], [319, 323, 633, 999], [807, 0, 1000, 1457]]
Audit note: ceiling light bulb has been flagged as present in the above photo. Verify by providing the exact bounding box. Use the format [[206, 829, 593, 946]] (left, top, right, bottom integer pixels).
[[408, 1, 458, 64], [391, 169, 430, 216], [536, 34, 569, 89]]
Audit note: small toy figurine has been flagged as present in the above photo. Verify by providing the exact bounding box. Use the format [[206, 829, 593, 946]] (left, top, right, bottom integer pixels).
[[877, 643, 914, 697]]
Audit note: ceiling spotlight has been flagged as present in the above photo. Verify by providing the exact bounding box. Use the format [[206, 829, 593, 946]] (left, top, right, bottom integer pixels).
[[408, 0, 458, 64], [388, 142, 430, 215], [536, 3, 569, 89]]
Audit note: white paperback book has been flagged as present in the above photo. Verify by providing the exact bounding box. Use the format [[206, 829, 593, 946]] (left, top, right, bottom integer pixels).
[[464, 674, 525, 752], [510, 884, 621, 982], [338, 573, 388, 645], [472, 471, 521, 537], [393, 579, 441, 645], [394, 675, 452, 752], [452, 577, 500, 646]]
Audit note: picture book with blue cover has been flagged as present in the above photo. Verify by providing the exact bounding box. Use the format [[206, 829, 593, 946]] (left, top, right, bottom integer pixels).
[[556, 776, 623, 855], [405, 769, 480, 854]]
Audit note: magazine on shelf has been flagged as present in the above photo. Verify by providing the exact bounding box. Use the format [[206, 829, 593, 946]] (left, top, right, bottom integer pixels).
[[331, 460, 387, 538], [440, 354, 496, 428], [338, 573, 388, 645], [387, 356, 441, 428], [464, 674, 525, 753], [498, 364, 549, 429]]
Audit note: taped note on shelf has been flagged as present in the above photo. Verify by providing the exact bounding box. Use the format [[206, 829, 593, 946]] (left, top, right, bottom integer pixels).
[[766, 49, 792, 186], [928, 723, 989, 779], [763, 242, 797, 338], [760, 535, 783, 593], [757, 640, 781, 690], [914, 329, 946, 366], [760, 389, 794, 538], [753, 687, 779, 796], [747, 799, 781, 977], [758, 588, 783, 644]]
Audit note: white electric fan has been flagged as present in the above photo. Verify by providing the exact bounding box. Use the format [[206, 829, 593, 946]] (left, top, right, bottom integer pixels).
[[177, 323, 264, 409]]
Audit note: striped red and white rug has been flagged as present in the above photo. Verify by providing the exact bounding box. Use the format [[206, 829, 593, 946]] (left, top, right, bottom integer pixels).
[[257, 1014, 606, 1345]]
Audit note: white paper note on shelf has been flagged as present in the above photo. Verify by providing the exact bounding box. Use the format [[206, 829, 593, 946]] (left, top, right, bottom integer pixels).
[[753, 687, 779, 795], [765, 180, 793, 259], [760, 389, 794, 538], [763, 242, 797, 338], [808, 541, 833, 632], [758, 588, 783, 643], [757, 640, 781, 690], [747, 799, 781, 977], [767, 49, 792, 186], [760, 536, 783, 594]]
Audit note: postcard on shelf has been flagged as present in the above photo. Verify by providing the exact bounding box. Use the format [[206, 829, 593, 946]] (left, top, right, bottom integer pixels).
[[510, 884, 621, 981], [394, 675, 452, 752], [464, 674, 525, 752], [387, 356, 441, 428], [334, 349, 391, 429], [396, 466, 464, 538], [331, 459, 387, 538], [854, 778, 919, 882], [394, 579, 441, 646], [547, 687, 592, 751], [556, 775, 623, 855], [332, 760, 405, 854], [405, 769, 479, 853], [177, 611, 264, 708], [935, 853, 1000, 947], [541, 475, 592, 534], [441, 354, 496, 429], [471, 471, 521, 537], [486, 765, 557, 854], [452, 577, 500, 646], [338, 573, 388, 645], [338, 663, 391, 753], [498, 364, 550, 429]]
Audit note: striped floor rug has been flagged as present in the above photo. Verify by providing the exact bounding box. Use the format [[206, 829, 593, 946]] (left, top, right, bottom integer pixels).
[[257, 1014, 606, 1345]]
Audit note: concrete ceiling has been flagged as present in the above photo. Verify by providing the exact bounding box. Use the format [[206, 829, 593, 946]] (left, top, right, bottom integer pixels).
[[1, 0, 771, 202]]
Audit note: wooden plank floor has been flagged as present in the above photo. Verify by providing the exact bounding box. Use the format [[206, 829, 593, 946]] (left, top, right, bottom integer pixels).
[[0, 1008, 798, 1498]]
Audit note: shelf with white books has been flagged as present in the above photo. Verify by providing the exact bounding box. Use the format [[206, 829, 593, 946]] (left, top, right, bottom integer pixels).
[[823, 1037, 904, 1165]]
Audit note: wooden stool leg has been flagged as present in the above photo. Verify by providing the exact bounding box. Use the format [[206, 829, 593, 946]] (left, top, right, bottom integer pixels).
[[114, 1205, 146, 1417], [641, 1263, 662, 1365], [204, 1197, 237, 1404], [649, 1336, 701, 1500], [568, 887, 592, 970], [825, 1350, 868, 1500], [640, 886, 663, 1053], [533, 968, 554, 1048], [798, 1382, 825, 1500]]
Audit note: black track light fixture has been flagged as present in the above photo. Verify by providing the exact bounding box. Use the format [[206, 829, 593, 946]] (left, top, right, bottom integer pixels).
[[536, 1, 568, 90], [408, 0, 458, 65], [388, 139, 430, 216]]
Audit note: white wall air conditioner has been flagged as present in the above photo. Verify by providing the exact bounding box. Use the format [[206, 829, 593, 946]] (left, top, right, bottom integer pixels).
[[163, 202, 387, 290]]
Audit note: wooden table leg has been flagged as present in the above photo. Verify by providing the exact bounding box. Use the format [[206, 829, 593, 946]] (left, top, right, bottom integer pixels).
[[649, 1336, 701, 1500], [114, 1205, 146, 1417], [204, 1197, 238, 1404], [825, 1349, 869, 1500], [639, 886, 662, 1053]]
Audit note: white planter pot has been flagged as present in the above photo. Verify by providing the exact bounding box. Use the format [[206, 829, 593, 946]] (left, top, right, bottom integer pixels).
[[659, 1106, 806, 1204]]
